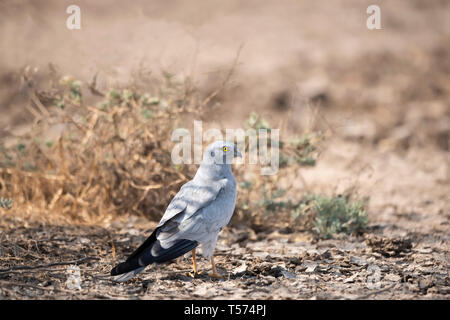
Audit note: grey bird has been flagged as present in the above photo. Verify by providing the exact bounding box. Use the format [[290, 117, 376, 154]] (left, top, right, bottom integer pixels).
[[111, 141, 242, 282]]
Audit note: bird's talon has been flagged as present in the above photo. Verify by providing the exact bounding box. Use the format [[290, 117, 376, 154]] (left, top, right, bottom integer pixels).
[[187, 271, 203, 278], [208, 272, 222, 279]]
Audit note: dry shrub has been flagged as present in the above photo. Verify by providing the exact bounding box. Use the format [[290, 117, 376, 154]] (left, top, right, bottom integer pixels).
[[0, 71, 208, 223], [0, 66, 327, 230]]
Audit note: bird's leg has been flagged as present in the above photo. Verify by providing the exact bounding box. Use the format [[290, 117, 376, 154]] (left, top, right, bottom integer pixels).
[[192, 249, 198, 274], [187, 249, 202, 278], [208, 255, 222, 279]]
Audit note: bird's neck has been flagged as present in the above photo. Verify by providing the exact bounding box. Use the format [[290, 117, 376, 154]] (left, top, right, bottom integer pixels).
[[195, 162, 232, 181]]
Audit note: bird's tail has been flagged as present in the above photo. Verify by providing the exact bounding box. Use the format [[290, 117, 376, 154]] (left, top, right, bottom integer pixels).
[[110, 229, 198, 281], [112, 266, 146, 283], [111, 228, 160, 277], [110, 257, 144, 278]]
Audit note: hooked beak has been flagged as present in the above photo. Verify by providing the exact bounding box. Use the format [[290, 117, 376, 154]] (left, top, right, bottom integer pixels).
[[234, 147, 242, 158]]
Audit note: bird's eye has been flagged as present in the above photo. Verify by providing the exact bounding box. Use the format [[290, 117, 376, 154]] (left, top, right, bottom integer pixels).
[[222, 146, 228, 152]]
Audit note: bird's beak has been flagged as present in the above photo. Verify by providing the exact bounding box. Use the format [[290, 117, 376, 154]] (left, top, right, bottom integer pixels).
[[234, 148, 242, 158]]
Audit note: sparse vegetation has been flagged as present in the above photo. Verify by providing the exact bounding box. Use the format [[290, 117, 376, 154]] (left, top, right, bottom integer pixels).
[[308, 194, 369, 239], [0, 197, 13, 210], [240, 186, 369, 238], [0, 72, 207, 222], [0, 70, 333, 231]]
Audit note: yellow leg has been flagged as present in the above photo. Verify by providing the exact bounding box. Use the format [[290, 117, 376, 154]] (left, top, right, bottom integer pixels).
[[209, 256, 222, 279], [192, 249, 198, 273], [188, 249, 201, 278]]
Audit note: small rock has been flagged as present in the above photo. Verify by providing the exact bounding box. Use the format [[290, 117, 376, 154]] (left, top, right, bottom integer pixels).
[[233, 263, 248, 274], [343, 273, 358, 283], [193, 284, 210, 296], [253, 252, 270, 260], [78, 237, 91, 244], [350, 256, 367, 266], [281, 270, 297, 279], [384, 273, 401, 282], [269, 265, 285, 277], [319, 250, 332, 260], [416, 248, 433, 254], [269, 253, 284, 260], [304, 262, 317, 273], [295, 265, 307, 273], [418, 279, 433, 290], [126, 229, 140, 236], [288, 257, 302, 265]]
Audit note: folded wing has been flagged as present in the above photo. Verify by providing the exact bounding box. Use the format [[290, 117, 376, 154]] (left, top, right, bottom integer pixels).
[[110, 179, 225, 278]]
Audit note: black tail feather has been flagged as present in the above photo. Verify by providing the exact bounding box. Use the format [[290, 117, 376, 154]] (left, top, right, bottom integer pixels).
[[151, 239, 198, 264], [110, 258, 140, 276], [110, 233, 198, 276]]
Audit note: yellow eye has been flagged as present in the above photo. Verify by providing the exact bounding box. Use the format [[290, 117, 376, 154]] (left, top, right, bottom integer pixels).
[[222, 146, 228, 152]]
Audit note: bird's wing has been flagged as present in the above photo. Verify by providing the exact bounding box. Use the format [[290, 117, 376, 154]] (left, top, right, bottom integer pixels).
[[118, 179, 224, 262], [112, 179, 225, 271], [157, 178, 226, 228]]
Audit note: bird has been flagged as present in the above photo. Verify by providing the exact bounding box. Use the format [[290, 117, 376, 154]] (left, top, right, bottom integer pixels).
[[111, 141, 242, 282]]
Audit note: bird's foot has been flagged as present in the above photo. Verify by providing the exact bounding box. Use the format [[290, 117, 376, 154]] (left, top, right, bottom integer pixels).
[[187, 271, 204, 278], [208, 272, 222, 279]]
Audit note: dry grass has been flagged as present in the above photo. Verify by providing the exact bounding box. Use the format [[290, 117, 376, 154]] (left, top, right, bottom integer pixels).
[[0, 65, 317, 227], [0, 69, 210, 223]]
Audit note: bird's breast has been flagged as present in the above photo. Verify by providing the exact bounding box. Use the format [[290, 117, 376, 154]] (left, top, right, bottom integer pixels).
[[203, 180, 237, 230]]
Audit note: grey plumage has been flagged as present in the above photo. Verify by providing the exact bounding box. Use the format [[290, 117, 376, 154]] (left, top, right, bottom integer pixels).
[[111, 141, 241, 281]]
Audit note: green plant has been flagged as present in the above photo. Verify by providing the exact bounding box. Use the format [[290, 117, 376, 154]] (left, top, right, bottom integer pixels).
[[247, 112, 271, 130], [69, 80, 83, 103], [309, 195, 369, 239], [0, 197, 13, 210], [244, 112, 321, 167]]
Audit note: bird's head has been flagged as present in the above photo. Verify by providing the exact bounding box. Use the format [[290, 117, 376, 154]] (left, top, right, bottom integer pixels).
[[203, 141, 242, 165]]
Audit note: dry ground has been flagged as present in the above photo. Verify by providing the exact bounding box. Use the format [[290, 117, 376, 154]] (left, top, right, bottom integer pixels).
[[0, 216, 448, 299]]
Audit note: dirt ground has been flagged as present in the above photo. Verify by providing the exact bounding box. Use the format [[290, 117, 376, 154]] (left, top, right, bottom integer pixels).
[[0, 216, 448, 299], [0, 1, 449, 299]]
